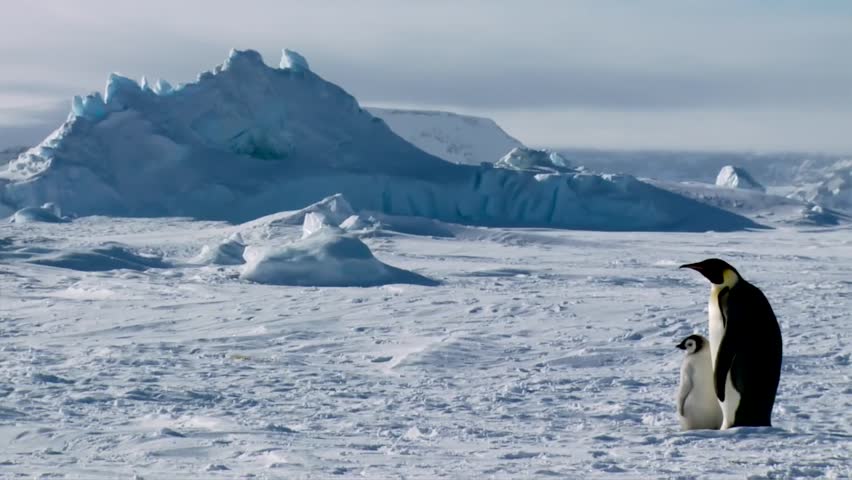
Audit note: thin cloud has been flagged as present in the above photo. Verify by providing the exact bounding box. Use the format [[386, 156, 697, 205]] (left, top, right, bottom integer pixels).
[[1, 1, 850, 152]]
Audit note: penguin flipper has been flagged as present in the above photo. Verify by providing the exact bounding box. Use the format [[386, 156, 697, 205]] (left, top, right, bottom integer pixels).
[[715, 288, 740, 402], [678, 365, 694, 416], [714, 340, 735, 402]]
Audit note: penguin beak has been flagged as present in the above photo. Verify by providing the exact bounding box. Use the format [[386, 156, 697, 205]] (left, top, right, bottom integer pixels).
[[679, 261, 720, 284], [676, 341, 687, 350]]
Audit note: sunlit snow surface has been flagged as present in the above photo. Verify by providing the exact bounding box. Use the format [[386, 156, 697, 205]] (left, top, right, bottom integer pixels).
[[1, 217, 850, 479]]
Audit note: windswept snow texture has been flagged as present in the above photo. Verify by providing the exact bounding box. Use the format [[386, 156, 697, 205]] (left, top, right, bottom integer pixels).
[[0, 216, 850, 478], [241, 228, 437, 287], [0, 49, 757, 232], [366, 107, 525, 165], [715, 165, 766, 192]]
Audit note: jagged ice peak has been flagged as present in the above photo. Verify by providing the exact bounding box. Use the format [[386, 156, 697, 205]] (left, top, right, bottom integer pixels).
[[71, 48, 312, 120]]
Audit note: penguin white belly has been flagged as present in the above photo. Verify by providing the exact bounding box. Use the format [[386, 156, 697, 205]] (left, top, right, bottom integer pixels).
[[707, 291, 725, 365], [679, 352, 723, 430], [720, 369, 742, 429], [681, 395, 723, 430]]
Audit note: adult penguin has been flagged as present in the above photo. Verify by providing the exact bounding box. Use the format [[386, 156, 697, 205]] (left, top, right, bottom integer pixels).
[[680, 258, 782, 428]]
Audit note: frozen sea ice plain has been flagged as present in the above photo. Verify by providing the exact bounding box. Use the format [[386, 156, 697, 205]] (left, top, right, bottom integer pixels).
[[0, 216, 850, 478], [0, 45, 848, 478]]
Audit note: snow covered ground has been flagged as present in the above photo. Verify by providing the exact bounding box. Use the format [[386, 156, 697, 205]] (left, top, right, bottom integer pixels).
[[1, 216, 850, 479]]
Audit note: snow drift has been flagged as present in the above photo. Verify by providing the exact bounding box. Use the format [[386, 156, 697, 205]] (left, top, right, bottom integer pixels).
[[0, 48, 760, 232], [241, 228, 437, 287], [29, 243, 169, 272], [192, 234, 247, 266]]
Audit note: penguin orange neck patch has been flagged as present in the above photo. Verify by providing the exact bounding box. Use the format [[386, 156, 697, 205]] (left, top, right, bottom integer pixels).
[[711, 269, 739, 290]]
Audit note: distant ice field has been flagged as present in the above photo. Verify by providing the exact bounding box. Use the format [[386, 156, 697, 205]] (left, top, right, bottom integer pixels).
[[0, 217, 850, 479]]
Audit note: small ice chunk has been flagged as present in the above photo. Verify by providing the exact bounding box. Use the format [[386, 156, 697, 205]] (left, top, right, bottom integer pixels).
[[495, 147, 573, 173], [71, 93, 107, 121], [280, 49, 310, 72], [548, 151, 571, 168], [340, 214, 377, 231], [104, 73, 140, 104], [152, 78, 173, 95], [302, 211, 333, 238], [192, 236, 246, 265], [10, 203, 66, 223], [41, 202, 61, 217], [223, 49, 265, 71]]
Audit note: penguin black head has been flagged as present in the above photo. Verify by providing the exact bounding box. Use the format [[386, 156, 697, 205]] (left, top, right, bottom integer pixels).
[[676, 334, 706, 354], [679, 258, 740, 285]]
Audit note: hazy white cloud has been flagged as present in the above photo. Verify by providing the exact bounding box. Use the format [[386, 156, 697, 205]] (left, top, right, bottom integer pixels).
[[1, 0, 851, 152]]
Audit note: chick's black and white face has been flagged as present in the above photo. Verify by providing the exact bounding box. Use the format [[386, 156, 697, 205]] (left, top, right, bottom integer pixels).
[[677, 335, 704, 355]]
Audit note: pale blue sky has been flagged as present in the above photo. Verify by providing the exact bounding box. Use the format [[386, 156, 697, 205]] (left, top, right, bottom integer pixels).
[[1, 1, 851, 152]]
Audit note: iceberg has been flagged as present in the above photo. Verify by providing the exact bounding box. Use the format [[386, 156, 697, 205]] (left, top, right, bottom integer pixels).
[[715, 165, 766, 192], [495, 147, 573, 174], [0, 48, 760, 232]]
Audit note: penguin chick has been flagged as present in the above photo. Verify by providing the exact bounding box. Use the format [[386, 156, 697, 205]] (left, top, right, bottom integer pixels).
[[676, 334, 723, 431]]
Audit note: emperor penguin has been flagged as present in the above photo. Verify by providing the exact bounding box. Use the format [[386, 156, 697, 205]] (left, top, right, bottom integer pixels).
[[680, 258, 782, 428], [676, 334, 723, 430]]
